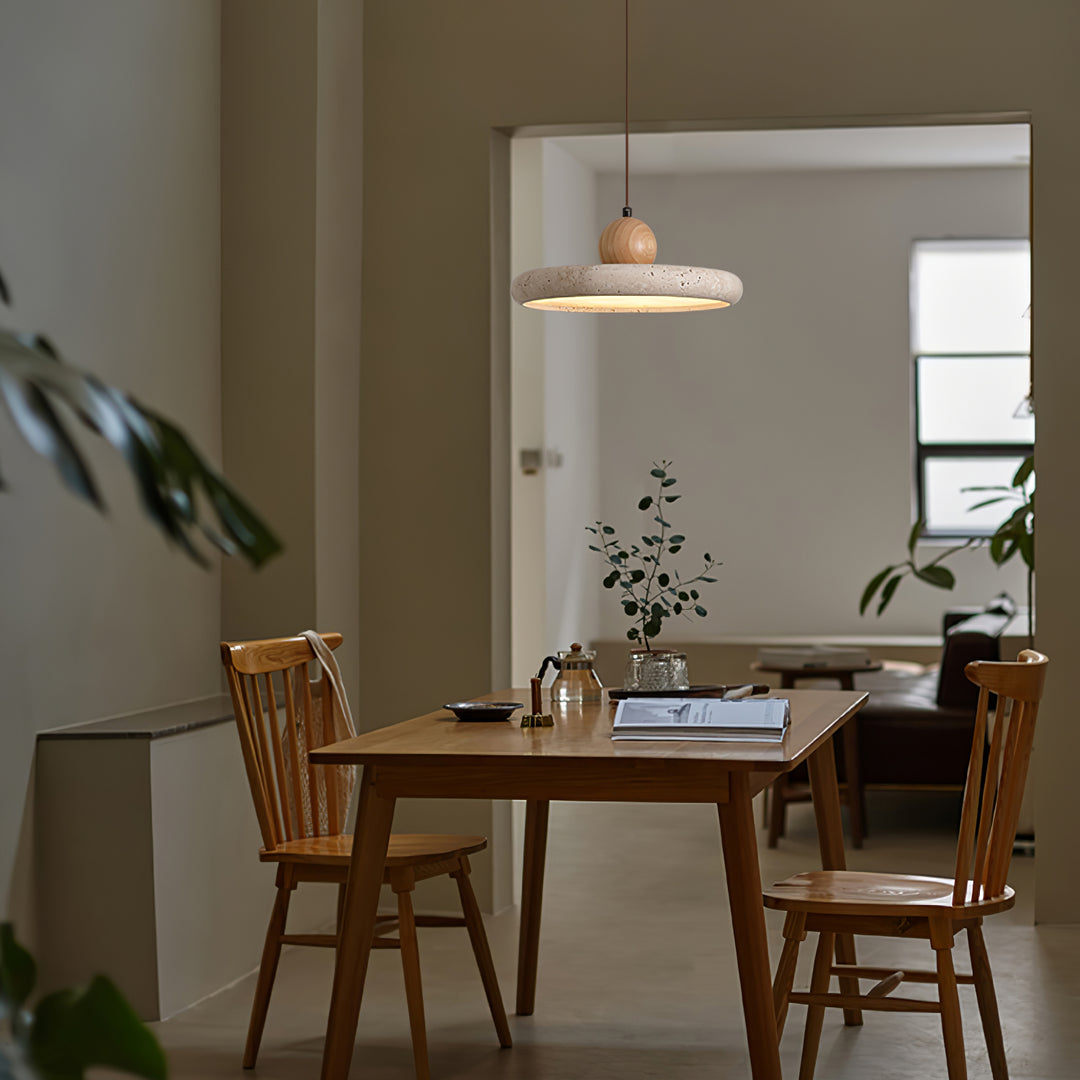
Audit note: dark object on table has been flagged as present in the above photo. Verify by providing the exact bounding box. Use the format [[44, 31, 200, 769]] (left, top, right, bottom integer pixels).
[[444, 701, 523, 722], [608, 683, 770, 701], [520, 677, 554, 728]]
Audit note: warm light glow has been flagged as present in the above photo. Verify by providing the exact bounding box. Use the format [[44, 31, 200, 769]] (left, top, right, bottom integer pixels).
[[523, 294, 730, 313]]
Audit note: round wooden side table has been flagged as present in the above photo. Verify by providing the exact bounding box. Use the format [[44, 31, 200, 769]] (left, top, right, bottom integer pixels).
[[750, 659, 883, 850]]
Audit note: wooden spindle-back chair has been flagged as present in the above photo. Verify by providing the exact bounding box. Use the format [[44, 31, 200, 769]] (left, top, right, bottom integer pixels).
[[221, 633, 511, 1079], [765, 649, 1048, 1080]]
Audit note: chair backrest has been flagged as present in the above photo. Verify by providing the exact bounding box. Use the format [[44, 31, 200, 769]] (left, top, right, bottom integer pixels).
[[220, 632, 348, 851], [952, 649, 1048, 904]]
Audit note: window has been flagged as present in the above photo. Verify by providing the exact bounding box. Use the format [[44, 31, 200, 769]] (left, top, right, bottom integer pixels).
[[911, 238, 1032, 537]]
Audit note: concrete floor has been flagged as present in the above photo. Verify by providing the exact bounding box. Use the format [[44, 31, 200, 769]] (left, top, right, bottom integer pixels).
[[153, 793, 1079, 1079]]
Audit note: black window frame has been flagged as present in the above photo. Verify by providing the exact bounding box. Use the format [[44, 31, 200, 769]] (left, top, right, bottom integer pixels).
[[911, 241, 1032, 541]]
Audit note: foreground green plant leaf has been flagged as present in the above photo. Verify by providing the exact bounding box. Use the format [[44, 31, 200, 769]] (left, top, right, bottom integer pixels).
[[30, 977, 166, 1080], [0, 329, 281, 569], [0, 925, 36, 1009]]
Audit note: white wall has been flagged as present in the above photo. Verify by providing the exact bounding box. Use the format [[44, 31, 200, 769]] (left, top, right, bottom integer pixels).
[[541, 143, 601, 656], [594, 166, 1028, 640], [0, 1, 222, 928], [511, 140, 601, 682]]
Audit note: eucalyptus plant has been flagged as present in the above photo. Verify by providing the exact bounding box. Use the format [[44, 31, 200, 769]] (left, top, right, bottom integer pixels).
[[0, 267, 280, 568], [587, 461, 720, 650], [0, 923, 166, 1080], [861, 454, 1034, 643]]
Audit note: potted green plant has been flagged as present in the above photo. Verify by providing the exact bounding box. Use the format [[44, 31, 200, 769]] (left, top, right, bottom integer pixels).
[[860, 455, 1034, 645], [587, 461, 720, 690]]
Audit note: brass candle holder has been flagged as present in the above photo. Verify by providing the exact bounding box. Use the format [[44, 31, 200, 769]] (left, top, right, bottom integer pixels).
[[520, 677, 554, 728]]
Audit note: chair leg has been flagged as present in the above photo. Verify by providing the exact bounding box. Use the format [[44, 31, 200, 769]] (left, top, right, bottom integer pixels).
[[931, 918, 968, 1080], [768, 779, 786, 848], [968, 924, 1008, 1080], [798, 931, 835, 1080], [244, 881, 293, 1068], [395, 884, 431, 1080], [452, 859, 513, 1048], [773, 911, 807, 1040]]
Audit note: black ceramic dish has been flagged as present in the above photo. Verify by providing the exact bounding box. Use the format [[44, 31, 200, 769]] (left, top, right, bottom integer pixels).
[[444, 701, 524, 722]]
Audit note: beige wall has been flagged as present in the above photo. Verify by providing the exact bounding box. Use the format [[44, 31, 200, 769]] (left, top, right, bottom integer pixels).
[[0, 0, 222, 928], [362, 0, 1080, 923], [221, 0, 363, 697]]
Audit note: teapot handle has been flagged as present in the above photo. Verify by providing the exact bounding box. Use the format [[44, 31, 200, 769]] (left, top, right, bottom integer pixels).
[[536, 655, 561, 681]]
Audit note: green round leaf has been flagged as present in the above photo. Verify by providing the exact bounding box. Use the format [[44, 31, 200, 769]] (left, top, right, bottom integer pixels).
[[668, 545, 681, 553], [661, 477, 677, 487], [602, 525, 615, 534], [690, 589, 699, 599], [638, 496, 653, 510], [658, 573, 670, 587], [678, 592, 689, 601], [674, 602, 682, 614], [624, 601, 639, 616], [694, 605, 707, 617], [650, 468, 667, 478], [668, 534, 686, 545]]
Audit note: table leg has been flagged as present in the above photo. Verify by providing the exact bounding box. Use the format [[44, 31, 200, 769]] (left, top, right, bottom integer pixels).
[[838, 673, 866, 848], [321, 767, 397, 1080], [807, 740, 863, 1027], [516, 799, 550, 1015], [717, 772, 783, 1080]]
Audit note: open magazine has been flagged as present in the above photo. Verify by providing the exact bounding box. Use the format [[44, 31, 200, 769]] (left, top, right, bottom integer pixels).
[[612, 697, 790, 742]]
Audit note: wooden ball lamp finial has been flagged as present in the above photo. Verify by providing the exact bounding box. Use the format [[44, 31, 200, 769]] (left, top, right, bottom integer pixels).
[[599, 214, 657, 264]]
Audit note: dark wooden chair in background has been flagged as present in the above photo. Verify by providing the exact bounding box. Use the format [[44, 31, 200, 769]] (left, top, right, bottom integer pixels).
[[765, 649, 1047, 1080], [220, 632, 511, 1080]]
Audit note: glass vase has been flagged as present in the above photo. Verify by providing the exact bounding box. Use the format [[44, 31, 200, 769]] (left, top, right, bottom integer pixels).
[[623, 649, 690, 692]]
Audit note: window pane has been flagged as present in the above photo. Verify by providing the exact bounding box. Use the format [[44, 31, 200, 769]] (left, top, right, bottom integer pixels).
[[912, 239, 1030, 354], [923, 455, 1027, 534], [917, 355, 1034, 443]]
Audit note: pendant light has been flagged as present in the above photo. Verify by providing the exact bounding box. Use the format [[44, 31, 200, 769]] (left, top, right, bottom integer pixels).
[[511, 1, 743, 314]]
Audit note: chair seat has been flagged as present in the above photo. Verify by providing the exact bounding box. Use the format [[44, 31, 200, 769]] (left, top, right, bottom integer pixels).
[[260, 832, 488, 867], [763, 870, 1015, 918]]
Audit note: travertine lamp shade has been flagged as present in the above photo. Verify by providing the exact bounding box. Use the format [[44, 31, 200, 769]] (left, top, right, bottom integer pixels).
[[512, 212, 743, 313], [511, 263, 743, 313]]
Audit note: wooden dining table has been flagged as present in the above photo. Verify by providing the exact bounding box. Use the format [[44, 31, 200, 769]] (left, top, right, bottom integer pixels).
[[310, 687, 868, 1080]]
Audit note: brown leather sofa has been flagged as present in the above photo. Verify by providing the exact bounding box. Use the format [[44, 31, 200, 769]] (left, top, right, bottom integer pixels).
[[856, 596, 1014, 789]]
